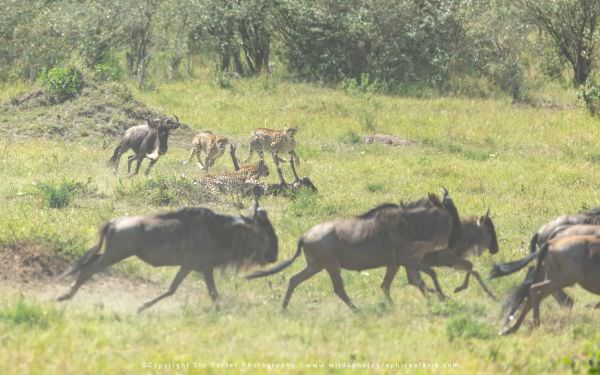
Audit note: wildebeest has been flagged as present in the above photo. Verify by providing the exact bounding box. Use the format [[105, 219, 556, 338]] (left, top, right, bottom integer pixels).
[[490, 207, 600, 307], [498, 235, 600, 335], [57, 201, 278, 312], [420, 210, 499, 300], [246, 191, 462, 310], [109, 115, 180, 176]]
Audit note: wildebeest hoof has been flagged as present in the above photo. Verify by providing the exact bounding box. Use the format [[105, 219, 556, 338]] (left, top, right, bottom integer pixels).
[[454, 286, 466, 293]]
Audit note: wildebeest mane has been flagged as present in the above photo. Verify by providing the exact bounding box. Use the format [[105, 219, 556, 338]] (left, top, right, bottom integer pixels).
[[356, 203, 400, 219]]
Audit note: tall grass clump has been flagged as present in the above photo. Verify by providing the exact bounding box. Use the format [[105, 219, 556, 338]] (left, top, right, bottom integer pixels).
[[0, 296, 64, 329], [33, 179, 86, 208]]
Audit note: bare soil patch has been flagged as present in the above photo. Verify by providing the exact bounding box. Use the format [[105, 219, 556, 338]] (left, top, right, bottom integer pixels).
[[0, 242, 205, 312], [0, 242, 70, 283]]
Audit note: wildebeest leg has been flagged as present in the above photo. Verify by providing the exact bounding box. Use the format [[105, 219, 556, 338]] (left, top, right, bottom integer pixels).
[[137, 267, 191, 313], [127, 155, 136, 174], [129, 158, 143, 176], [144, 158, 158, 175], [552, 290, 574, 308], [380, 264, 400, 303], [57, 251, 131, 302], [470, 270, 498, 301], [289, 157, 301, 183], [405, 265, 433, 297], [282, 264, 322, 309], [325, 265, 357, 311], [271, 151, 287, 186], [203, 269, 219, 302], [419, 266, 447, 300], [530, 279, 554, 327]]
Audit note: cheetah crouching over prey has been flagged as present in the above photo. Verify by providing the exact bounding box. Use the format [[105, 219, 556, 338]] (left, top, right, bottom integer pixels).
[[244, 126, 300, 185], [186, 131, 230, 172], [193, 160, 270, 206]]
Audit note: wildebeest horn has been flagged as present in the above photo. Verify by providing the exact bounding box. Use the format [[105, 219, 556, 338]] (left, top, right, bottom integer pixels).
[[173, 115, 180, 129], [441, 186, 449, 199], [485, 208, 490, 218], [147, 118, 159, 128]]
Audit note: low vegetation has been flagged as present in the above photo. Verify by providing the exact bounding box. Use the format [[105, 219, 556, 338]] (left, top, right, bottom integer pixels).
[[0, 72, 599, 373]]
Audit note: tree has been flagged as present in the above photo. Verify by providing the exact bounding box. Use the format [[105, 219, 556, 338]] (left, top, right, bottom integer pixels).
[[519, 0, 600, 86]]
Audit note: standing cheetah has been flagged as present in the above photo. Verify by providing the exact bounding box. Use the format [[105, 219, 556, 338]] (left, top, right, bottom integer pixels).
[[244, 126, 300, 185], [186, 131, 230, 172]]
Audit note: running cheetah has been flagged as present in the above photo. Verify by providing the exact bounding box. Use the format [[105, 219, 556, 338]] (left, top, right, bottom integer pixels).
[[186, 131, 230, 172]]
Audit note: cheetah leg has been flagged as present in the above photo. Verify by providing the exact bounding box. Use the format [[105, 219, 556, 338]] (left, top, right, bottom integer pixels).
[[195, 149, 206, 170], [272, 151, 287, 186], [290, 151, 300, 166], [289, 154, 300, 183]]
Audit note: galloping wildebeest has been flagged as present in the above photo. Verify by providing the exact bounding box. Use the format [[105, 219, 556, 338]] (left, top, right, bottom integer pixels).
[[490, 207, 600, 307], [498, 235, 600, 335], [57, 202, 278, 312], [420, 210, 500, 300], [109, 115, 180, 176], [246, 191, 462, 310]]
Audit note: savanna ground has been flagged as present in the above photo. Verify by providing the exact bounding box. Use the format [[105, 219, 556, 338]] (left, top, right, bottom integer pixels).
[[0, 72, 599, 374]]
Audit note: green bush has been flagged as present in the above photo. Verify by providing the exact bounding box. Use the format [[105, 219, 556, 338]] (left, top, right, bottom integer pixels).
[[577, 80, 600, 116], [93, 61, 122, 82], [40, 66, 84, 103], [34, 179, 84, 208]]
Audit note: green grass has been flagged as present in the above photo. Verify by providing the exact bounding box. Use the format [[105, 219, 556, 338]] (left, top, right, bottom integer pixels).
[[1, 73, 600, 373]]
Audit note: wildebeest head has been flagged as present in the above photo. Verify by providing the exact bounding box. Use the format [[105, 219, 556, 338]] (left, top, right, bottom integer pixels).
[[215, 136, 230, 153], [237, 203, 278, 265], [284, 126, 298, 137], [255, 159, 270, 177], [147, 115, 180, 155], [477, 209, 499, 254]]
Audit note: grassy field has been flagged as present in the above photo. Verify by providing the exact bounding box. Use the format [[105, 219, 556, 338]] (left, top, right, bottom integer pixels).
[[0, 74, 599, 374]]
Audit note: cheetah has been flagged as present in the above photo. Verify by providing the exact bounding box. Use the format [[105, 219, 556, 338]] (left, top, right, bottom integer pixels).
[[186, 131, 230, 172], [193, 160, 269, 206], [244, 126, 300, 185]]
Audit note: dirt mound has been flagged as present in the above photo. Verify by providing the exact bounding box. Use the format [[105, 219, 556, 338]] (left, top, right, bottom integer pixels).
[[0, 82, 194, 144], [0, 243, 71, 282]]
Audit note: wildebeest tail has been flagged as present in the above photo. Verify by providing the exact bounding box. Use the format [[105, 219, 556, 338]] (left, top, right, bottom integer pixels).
[[501, 243, 550, 323], [489, 246, 543, 279], [58, 222, 109, 279], [108, 144, 121, 167], [245, 239, 303, 279]]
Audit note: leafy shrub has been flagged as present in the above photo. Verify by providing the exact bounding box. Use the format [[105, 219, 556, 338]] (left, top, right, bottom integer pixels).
[[366, 183, 384, 192], [40, 66, 84, 103], [93, 61, 122, 82], [34, 179, 85, 208], [338, 130, 361, 145], [588, 351, 600, 374], [577, 80, 600, 116], [446, 314, 494, 341], [0, 296, 63, 328]]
